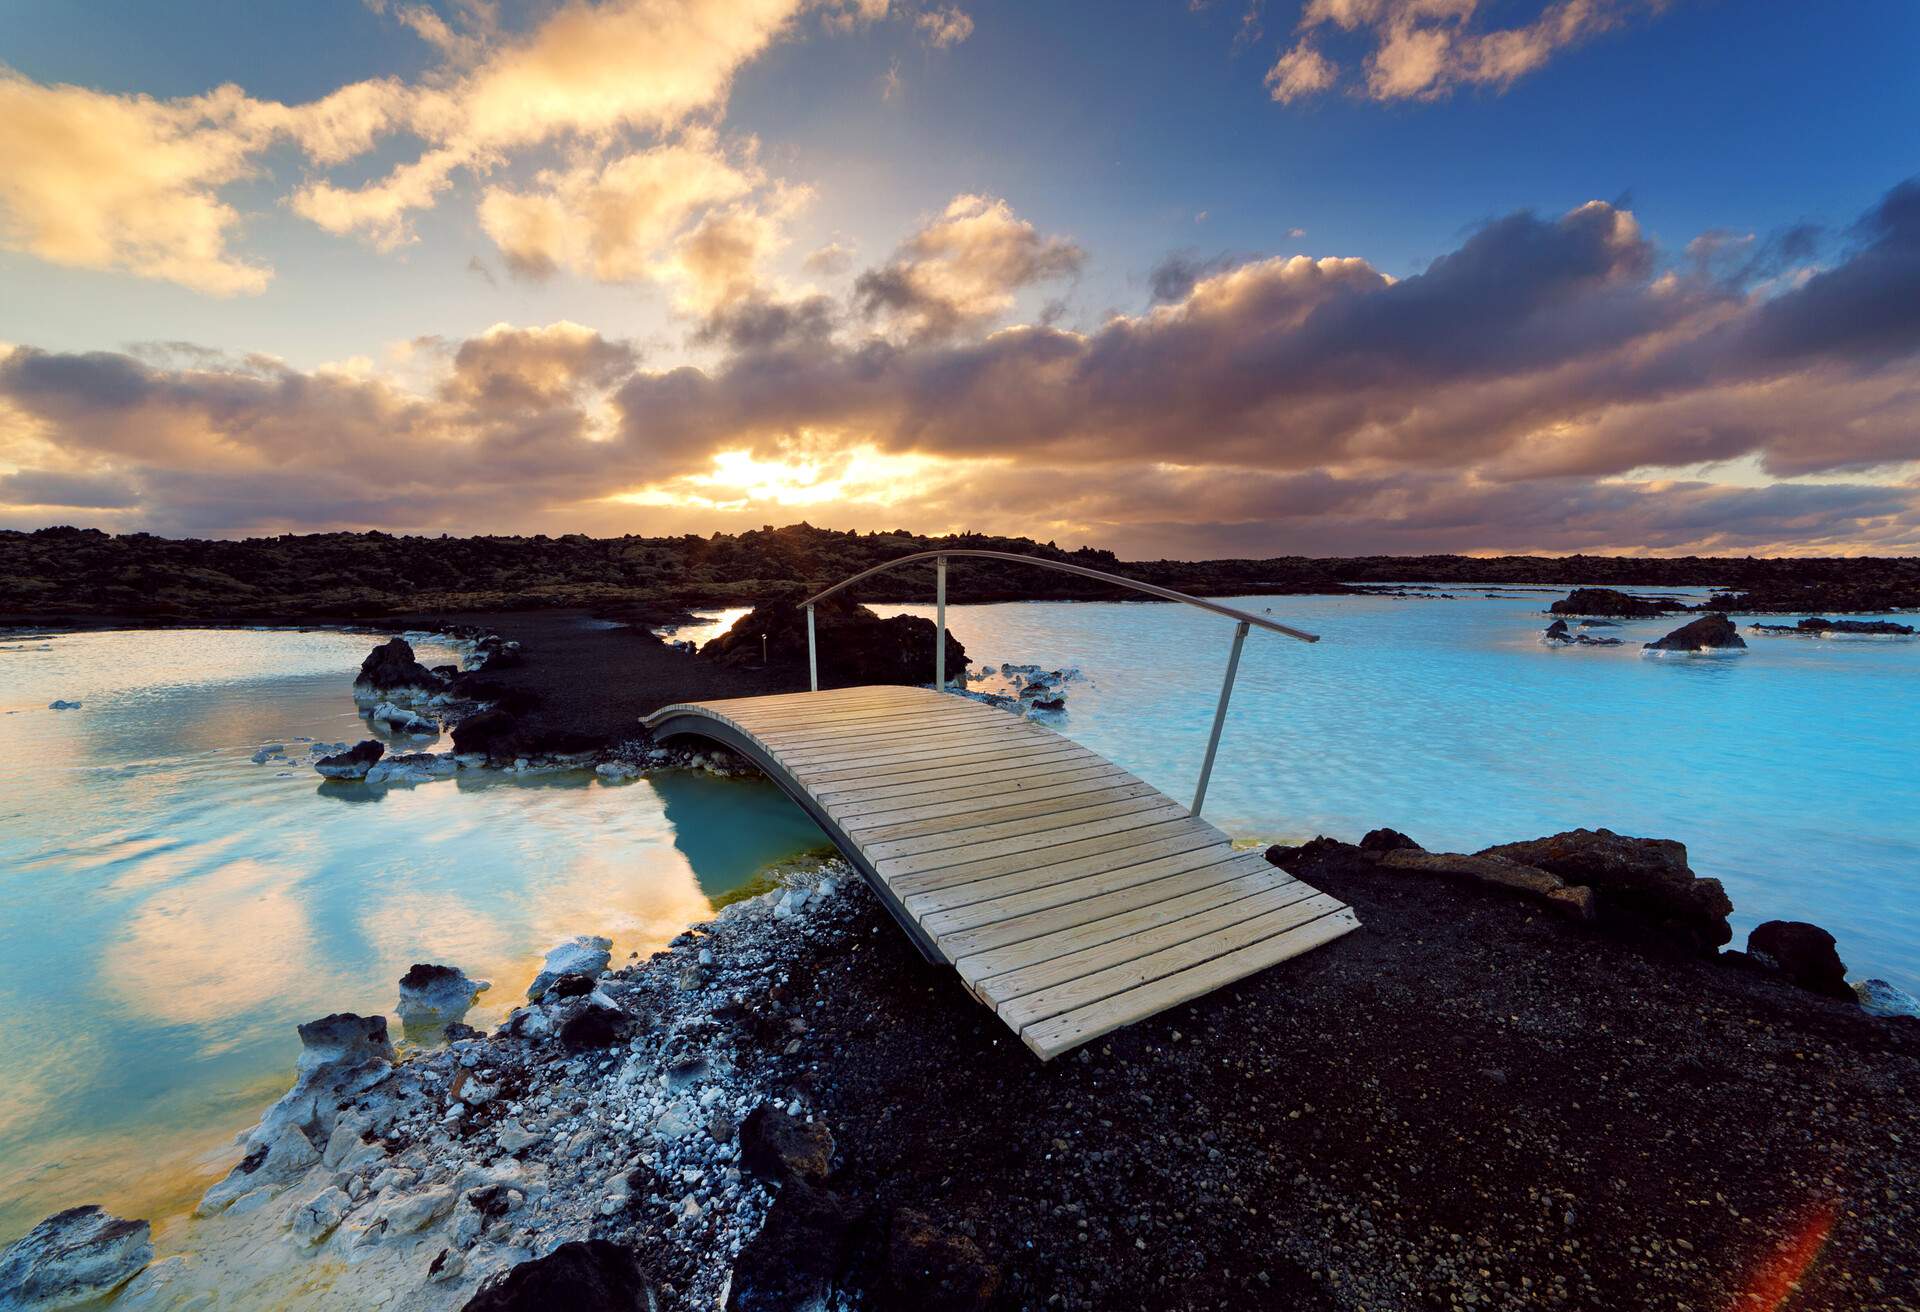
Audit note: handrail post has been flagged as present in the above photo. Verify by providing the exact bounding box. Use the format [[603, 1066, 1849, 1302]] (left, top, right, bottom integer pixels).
[[805, 602, 818, 692], [1191, 619, 1248, 818], [934, 554, 947, 690]]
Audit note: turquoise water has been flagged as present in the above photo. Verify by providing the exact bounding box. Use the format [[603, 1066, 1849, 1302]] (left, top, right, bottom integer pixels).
[[0, 628, 828, 1243], [871, 589, 1920, 999], [3, 597, 1916, 1246]]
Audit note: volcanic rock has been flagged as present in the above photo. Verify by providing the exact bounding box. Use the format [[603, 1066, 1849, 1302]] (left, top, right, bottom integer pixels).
[[738, 1106, 834, 1184], [1549, 588, 1680, 618], [886, 1207, 1004, 1312], [1750, 616, 1915, 636], [313, 739, 384, 780], [1747, 921, 1853, 999], [1477, 828, 1732, 952], [0, 1205, 152, 1309], [354, 637, 447, 703], [724, 1179, 859, 1312], [397, 963, 490, 1037], [1644, 613, 1746, 651], [1359, 827, 1423, 854], [1376, 850, 1596, 921], [528, 936, 613, 1001], [197, 1013, 395, 1215], [461, 1239, 654, 1311], [702, 594, 966, 688]]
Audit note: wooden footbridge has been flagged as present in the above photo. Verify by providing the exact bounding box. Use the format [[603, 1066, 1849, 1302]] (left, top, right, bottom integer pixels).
[[644, 551, 1358, 1060]]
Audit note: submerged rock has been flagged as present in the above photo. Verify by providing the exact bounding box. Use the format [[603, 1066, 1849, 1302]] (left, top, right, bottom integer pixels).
[[46, 699, 81, 711], [369, 702, 439, 736], [1477, 828, 1733, 953], [1644, 613, 1746, 651], [462, 1239, 654, 1311], [1544, 618, 1622, 647], [1747, 921, 1853, 999], [0, 1205, 152, 1309], [528, 936, 613, 1001], [397, 963, 490, 1038], [364, 752, 458, 785], [1549, 588, 1680, 618], [313, 739, 385, 779]]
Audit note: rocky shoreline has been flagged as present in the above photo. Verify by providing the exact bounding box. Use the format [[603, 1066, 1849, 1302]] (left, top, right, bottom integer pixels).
[[9, 824, 1917, 1311]]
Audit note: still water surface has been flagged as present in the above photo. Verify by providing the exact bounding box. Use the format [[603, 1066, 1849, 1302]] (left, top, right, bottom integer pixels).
[[3, 591, 1916, 1244], [0, 628, 826, 1242]]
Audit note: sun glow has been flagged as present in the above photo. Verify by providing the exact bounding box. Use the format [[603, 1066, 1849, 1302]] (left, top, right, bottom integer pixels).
[[611, 441, 968, 511]]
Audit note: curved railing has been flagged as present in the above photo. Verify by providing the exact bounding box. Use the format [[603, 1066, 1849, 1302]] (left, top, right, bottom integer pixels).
[[800, 549, 1319, 817]]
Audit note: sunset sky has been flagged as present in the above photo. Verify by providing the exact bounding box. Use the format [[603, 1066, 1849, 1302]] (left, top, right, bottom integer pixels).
[[2, 0, 1917, 557]]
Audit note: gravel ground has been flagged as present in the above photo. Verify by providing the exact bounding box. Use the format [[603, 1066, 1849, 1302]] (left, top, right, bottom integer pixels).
[[750, 843, 1920, 1312]]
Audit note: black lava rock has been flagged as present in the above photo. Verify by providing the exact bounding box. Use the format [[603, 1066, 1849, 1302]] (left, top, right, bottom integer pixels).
[[738, 1106, 834, 1184], [1748, 921, 1853, 1000], [461, 1239, 654, 1311], [1645, 614, 1746, 651], [558, 1005, 636, 1052], [725, 1180, 859, 1312], [1360, 828, 1424, 854], [356, 637, 446, 693]]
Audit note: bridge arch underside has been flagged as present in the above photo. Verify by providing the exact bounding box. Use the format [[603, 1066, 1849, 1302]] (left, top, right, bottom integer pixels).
[[642, 686, 1356, 1060], [646, 712, 946, 963]]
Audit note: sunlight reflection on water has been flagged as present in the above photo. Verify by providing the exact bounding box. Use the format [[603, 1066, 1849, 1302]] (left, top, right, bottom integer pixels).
[[0, 628, 829, 1242]]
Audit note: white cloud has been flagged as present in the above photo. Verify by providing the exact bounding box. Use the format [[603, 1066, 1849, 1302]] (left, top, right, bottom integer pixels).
[[1271, 0, 1661, 104], [916, 6, 975, 47]]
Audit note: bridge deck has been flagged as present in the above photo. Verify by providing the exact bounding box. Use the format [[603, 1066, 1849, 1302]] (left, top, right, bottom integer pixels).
[[643, 685, 1359, 1059]]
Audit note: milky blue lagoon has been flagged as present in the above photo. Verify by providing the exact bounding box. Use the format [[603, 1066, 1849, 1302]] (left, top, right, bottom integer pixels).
[[0, 629, 827, 1244], [2, 592, 1915, 1246]]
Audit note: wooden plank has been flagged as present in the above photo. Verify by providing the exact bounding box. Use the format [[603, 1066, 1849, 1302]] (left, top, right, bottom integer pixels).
[[891, 817, 1218, 901], [810, 752, 1104, 806], [903, 826, 1229, 917], [1018, 909, 1361, 1059], [689, 689, 926, 722], [777, 723, 1050, 770], [818, 760, 1128, 812], [750, 710, 1002, 750], [880, 807, 1194, 885], [967, 879, 1325, 1003], [705, 684, 924, 711], [797, 740, 1096, 787], [723, 693, 946, 726], [850, 778, 1159, 841], [998, 893, 1351, 1033], [863, 793, 1183, 863], [925, 852, 1282, 945], [944, 858, 1293, 964]]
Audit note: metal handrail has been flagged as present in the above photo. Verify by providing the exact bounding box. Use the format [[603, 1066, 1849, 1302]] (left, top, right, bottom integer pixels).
[[800, 549, 1320, 818], [802, 549, 1320, 642]]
